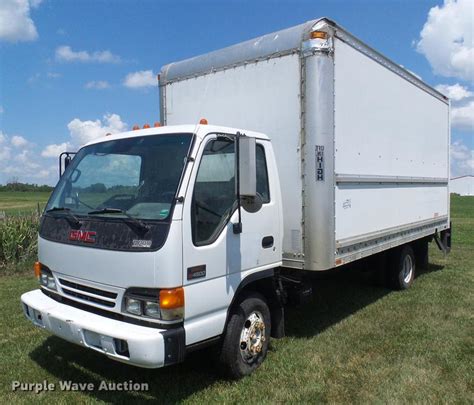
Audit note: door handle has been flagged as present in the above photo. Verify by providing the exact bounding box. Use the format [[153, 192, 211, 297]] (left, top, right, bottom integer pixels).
[[262, 236, 274, 249]]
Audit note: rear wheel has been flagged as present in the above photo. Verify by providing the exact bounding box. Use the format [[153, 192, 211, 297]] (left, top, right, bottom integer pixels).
[[388, 245, 416, 290], [218, 292, 271, 379]]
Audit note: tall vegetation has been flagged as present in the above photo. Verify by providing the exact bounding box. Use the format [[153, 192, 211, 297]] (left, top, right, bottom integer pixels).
[[0, 181, 54, 193], [0, 213, 39, 269]]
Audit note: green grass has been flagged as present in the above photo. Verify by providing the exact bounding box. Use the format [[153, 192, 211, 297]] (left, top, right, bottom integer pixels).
[[0, 196, 473, 403], [0, 192, 51, 216]]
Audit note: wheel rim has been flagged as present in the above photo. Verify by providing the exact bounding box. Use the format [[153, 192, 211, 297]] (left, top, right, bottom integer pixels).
[[402, 254, 414, 284], [239, 310, 266, 363]]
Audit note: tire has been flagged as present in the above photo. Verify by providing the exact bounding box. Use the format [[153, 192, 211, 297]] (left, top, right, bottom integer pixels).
[[218, 292, 271, 379], [387, 245, 416, 290]]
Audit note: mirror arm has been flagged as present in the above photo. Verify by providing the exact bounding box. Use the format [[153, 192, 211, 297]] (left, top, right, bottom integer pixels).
[[233, 133, 243, 234]]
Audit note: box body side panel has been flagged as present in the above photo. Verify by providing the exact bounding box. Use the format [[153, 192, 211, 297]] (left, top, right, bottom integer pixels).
[[333, 38, 449, 242], [164, 54, 304, 256]]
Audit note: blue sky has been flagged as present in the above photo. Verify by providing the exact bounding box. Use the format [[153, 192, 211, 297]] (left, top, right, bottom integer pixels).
[[0, 0, 473, 185]]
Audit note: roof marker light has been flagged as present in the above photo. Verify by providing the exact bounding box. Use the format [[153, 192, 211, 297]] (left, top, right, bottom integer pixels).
[[311, 31, 327, 40], [154, 122, 161, 127], [132, 125, 140, 131], [143, 123, 150, 129], [199, 118, 208, 125]]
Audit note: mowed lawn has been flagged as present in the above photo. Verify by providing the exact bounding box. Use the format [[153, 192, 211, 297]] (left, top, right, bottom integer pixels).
[[0, 195, 472, 403], [0, 192, 51, 216]]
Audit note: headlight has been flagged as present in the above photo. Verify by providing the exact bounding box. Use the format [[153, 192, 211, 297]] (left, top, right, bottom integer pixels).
[[123, 287, 184, 321], [125, 298, 142, 316], [37, 264, 57, 291], [144, 301, 160, 318]]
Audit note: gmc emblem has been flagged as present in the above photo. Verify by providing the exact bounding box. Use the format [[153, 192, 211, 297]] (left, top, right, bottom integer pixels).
[[69, 230, 97, 243]]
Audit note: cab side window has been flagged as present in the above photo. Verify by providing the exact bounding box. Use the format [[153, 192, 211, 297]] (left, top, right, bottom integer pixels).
[[192, 139, 236, 245], [256, 144, 270, 203]]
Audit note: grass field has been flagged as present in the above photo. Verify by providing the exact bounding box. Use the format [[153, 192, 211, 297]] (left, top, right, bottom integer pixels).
[[0, 192, 51, 216], [0, 195, 472, 403]]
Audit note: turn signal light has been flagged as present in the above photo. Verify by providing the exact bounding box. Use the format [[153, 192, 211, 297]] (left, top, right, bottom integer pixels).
[[199, 118, 208, 125], [311, 31, 327, 40], [132, 125, 140, 131], [160, 287, 184, 309], [34, 262, 41, 279]]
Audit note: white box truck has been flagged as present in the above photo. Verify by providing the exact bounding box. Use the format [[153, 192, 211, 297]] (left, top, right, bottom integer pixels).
[[21, 18, 451, 378]]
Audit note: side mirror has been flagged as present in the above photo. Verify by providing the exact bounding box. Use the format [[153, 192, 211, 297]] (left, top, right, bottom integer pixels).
[[238, 136, 256, 197], [237, 136, 262, 214], [59, 152, 77, 177]]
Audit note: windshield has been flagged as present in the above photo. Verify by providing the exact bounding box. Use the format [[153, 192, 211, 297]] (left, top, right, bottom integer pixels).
[[46, 133, 192, 221]]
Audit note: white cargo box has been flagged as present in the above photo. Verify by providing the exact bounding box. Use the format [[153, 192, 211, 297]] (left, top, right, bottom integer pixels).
[[160, 18, 450, 271]]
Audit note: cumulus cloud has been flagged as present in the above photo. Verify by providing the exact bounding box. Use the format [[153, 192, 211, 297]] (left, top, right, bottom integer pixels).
[[416, 0, 474, 82], [435, 83, 473, 100], [55, 46, 121, 63], [451, 100, 474, 131], [41, 114, 127, 160], [67, 114, 127, 145], [85, 80, 110, 90], [451, 140, 474, 176], [41, 142, 71, 158], [123, 70, 156, 89], [0, 130, 58, 184], [0, 0, 41, 42], [11, 135, 28, 147]]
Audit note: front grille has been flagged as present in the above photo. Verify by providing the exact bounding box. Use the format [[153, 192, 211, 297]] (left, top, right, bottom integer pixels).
[[58, 278, 117, 308], [61, 288, 115, 307], [59, 278, 117, 299]]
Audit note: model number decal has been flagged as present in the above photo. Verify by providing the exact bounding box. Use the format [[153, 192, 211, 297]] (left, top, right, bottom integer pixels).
[[316, 145, 324, 181], [187, 265, 206, 280], [132, 239, 152, 248]]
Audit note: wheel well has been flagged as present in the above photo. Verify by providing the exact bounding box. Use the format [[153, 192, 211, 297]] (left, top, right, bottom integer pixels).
[[227, 271, 285, 339]]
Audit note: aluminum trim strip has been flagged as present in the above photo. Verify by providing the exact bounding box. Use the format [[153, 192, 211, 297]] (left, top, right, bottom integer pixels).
[[336, 216, 448, 249], [335, 174, 449, 185]]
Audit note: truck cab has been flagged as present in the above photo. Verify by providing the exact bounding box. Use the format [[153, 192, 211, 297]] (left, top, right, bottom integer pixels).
[[22, 123, 284, 378]]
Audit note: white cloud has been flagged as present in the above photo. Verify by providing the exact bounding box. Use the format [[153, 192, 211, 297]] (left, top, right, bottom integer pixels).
[[451, 100, 474, 130], [0, 131, 11, 161], [11, 135, 28, 147], [55, 46, 121, 63], [451, 140, 473, 176], [41, 114, 127, 161], [67, 113, 127, 145], [47, 72, 61, 79], [123, 70, 156, 89], [85, 80, 110, 90], [435, 83, 473, 100], [416, 0, 474, 82], [41, 142, 71, 158], [0, 0, 41, 42]]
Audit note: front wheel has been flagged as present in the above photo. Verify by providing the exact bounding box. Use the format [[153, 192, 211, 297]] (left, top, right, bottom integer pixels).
[[218, 292, 271, 379]]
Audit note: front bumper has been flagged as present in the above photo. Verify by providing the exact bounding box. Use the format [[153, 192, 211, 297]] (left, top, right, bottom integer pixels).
[[21, 289, 178, 368]]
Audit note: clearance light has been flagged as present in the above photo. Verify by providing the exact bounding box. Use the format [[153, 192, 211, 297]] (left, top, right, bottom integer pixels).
[[132, 125, 140, 131], [160, 287, 184, 321], [34, 262, 41, 279], [311, 31, 328, 40], [143, 123, 150, 129], [154, 122, 161, 127], [199, 118, 208, 125]]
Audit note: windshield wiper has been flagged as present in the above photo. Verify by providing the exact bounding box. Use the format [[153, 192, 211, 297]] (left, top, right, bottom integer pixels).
[[87, 208, 149, 233], [46, 207, 82, 227]]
